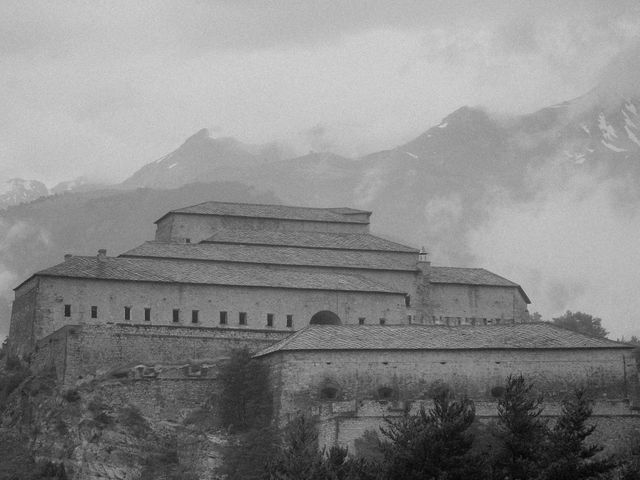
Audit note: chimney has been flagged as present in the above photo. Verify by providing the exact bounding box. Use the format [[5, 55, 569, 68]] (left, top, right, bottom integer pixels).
[[64, 254, 72, 261], [418, 247, 429, 266], [97, 249, 107, 261]]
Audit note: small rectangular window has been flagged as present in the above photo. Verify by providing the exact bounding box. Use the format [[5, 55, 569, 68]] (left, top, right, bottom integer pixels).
[[173, 309, 180, 323], [220, 311, 228, 325], [64, 304, 71, 317], [379, 318, 386, 325], [239, 312, 247, 325], [192, 310, 199, 324], [144, 308, 151, 322], [358, 317, 365, 325], [91, 306, 98, 319], [286, 314, 293, 328], [124, 306, 131, 321], [267, 313, 274, 327], [404, 294, 411, 307]]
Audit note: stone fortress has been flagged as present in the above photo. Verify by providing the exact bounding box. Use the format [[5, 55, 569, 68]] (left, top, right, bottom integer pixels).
[[7, 201, 639, 453]]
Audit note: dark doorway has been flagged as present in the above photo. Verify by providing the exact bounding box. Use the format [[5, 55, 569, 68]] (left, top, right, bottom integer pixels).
[[310, 310, 342, 325]]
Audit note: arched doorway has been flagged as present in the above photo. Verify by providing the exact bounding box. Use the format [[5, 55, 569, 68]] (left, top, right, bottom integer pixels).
[[310, 310, 342, 325]]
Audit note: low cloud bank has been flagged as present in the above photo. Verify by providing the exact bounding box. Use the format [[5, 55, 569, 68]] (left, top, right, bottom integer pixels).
[[468, 168, 640, 339]]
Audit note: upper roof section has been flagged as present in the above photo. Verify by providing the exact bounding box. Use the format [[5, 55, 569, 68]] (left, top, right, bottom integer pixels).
[[255, 323, 631, 357], [202, 228, 418, 252], [430, 266, 530, 303], [121, 241, 418, 271], [155, 201, 372, 225], [25, 255, 404, 294]]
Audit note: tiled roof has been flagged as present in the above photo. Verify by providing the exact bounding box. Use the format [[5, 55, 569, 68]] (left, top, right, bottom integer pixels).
[[430, 266, 530, 303], [157, 201, 371, 224], [202, 228, 417, 252], [121, 242, 418, 271], [430, 267, 517, 286], [30, 256, 404, 294], [255, 323, 632, 356]]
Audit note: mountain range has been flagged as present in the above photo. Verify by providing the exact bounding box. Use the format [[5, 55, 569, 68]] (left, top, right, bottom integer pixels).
[[1, 81, 639, 339]]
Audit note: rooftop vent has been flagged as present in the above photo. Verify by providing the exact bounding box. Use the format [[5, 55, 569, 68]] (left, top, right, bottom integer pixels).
[[97, 249, 107, 261]]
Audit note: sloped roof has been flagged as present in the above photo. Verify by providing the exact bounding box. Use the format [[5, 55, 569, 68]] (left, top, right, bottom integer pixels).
[[156, 201, 371, 224], [27, 256, 404, 294], [255, 323, 632, 357], [430, 266, 530, 303], [121, 242, 418, 271], [202, 228, 417, 252]]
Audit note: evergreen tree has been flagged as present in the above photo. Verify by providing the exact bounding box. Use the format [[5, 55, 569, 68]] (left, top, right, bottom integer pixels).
[[265, 415, 327, 480], [494, 375, 547, 480], [379, 389, 485, 480], [539, 388, 614, 480]]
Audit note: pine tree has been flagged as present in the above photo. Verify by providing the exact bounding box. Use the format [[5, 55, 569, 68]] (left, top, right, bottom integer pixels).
[[539, 388, 614, 480], [265, 415, 327, 480], [494, 374, 547, 480], [379, 389, 485, 480]]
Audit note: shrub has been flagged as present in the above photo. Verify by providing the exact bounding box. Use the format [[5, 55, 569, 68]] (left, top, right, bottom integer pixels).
[[62, 389, 80, 403], [118, 405, 149, 438]]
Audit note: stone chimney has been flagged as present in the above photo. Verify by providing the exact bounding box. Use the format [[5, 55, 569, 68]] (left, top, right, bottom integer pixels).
[[64, 254, 72, 261], [415, 246, 432, 323], [97, 249, 107, 261]]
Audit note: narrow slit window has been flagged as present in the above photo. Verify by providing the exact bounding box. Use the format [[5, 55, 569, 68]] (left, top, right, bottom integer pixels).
[[91, 306, 98, 319], [64, 304, 71, 317], [124, 306, 131, 321], [267, 313, 274, 327], [239, 312, 247, 325], [192, 310, 199, 324], [220, 311, 227, 325], [173, 309, 180, 323], [286, 314, 293, 328], [144, 308, 151, 322]]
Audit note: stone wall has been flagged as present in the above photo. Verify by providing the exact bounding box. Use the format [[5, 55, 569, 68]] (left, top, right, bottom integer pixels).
[[7, 277, 39, 357], [263, 347, 639, 452], [34, 323, 291, 386], [29, 276, 408, 342], [155, 213, 369, 243], [429, 284, 529, 323]]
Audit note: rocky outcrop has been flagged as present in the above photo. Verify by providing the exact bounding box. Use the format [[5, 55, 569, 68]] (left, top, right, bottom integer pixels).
[[0, 367, 228, 480]]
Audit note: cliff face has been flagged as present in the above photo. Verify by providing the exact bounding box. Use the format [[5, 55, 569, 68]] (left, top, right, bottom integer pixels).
[[0, 366, 226, 480]]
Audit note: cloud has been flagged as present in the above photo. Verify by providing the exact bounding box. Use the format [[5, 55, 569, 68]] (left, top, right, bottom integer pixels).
[[467, 167, 640, 339]]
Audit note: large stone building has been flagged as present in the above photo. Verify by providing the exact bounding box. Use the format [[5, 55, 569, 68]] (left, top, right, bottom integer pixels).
[[9, 200, 530, 359], [7, 200, 638, 454]]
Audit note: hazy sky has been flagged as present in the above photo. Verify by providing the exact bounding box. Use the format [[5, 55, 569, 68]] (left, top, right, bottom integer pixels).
[[2, 0, 640, 186]]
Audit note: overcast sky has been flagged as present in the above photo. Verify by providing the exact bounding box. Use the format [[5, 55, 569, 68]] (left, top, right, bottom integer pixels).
[[2, 0, 640, 186]]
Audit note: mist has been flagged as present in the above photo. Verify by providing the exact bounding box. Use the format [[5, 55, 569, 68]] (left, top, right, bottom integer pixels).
[[468, 165, 640, 339]]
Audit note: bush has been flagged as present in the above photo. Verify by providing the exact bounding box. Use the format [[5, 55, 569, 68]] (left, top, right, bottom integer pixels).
[[61, 389, 80, 403], [117, 405, 149, 438]]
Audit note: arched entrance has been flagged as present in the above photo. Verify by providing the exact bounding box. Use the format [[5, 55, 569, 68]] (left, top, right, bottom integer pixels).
[[310, 310, 342, 325]]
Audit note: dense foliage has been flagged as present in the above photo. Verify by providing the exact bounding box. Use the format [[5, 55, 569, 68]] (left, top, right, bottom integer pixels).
[[552, 310, 609, 338]]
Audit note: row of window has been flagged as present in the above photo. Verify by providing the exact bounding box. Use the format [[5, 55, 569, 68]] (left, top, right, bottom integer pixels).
[[64, 304, 294, 327]]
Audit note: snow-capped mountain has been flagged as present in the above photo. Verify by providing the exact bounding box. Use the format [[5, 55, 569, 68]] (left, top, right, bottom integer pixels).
[[0, 178, 49, 209]]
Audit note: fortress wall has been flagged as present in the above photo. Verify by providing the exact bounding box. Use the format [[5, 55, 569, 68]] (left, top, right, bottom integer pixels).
[[32, 277, 409, 342], [429, 284, 529, 323], [156, 213, 369, 242], [8, 277, 40, 358], [46, 323, 289, 385], [265, 348, 637, 450]]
